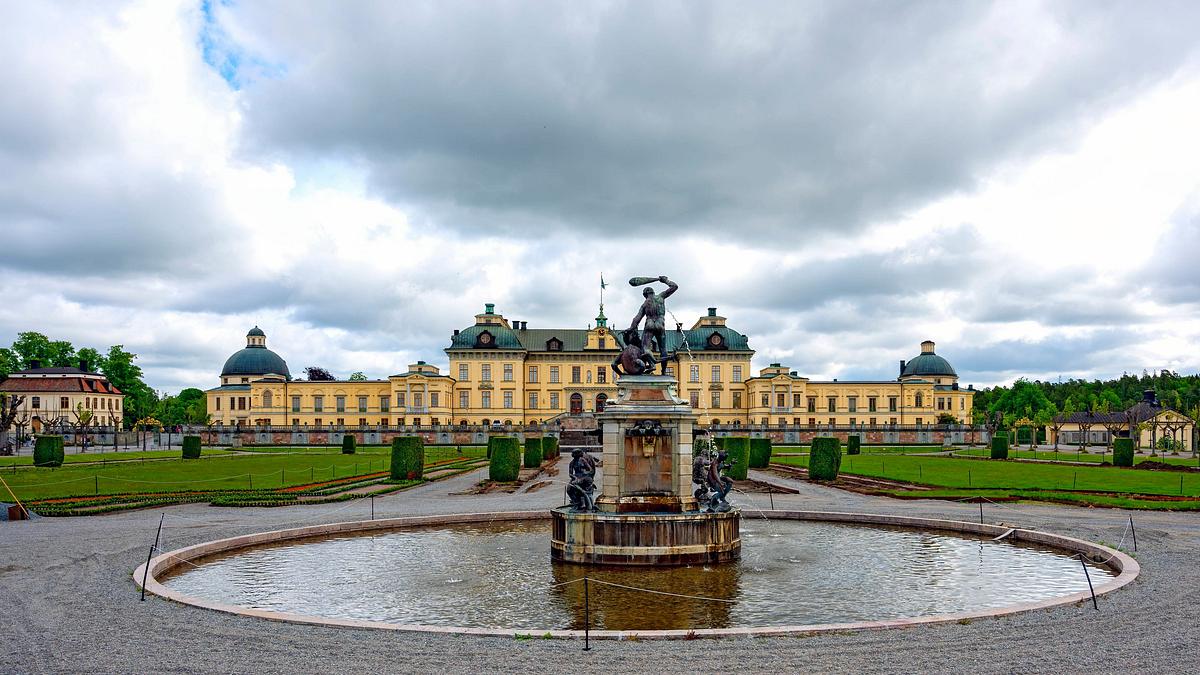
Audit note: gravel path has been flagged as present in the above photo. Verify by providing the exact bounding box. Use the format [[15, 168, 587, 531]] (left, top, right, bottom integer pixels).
[[3, 456, 1199, 674]]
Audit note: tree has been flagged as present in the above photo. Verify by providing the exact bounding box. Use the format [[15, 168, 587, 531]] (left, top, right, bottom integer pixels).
[[102, 345, 153, 428], [348, 371, 368, 381], [0, 347, 18, 379], [72, 403, 94, 450], [1, 393, 26, 453], [77, 347, 105, 372], [1032, 407, 1055, 449], [936, 412, 957, 425], [305, 366, 336, 381]]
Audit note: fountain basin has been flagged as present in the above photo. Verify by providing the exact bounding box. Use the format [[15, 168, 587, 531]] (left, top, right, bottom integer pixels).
[[551, 506, 740, 565]]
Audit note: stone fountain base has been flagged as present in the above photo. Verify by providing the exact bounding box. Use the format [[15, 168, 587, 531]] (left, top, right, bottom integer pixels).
[[550, 507, 740, 566]]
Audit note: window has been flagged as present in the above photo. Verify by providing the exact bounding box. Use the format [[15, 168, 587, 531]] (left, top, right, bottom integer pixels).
[[60, 396, 69, 409], [481, 364, 492, 381], [889, 396, 898, 412], [597, 367, 606, 384], [807, 397, 816, 413], [550, 392, 560, 409], [711, 365, 721, 382], [336, 418, 345, 426], [868, 397, 877, 412], [571, 366, 581, 383], [793, 394, 802, 407], [503, 364, 513, 382], [776, 393, 785, 408], [459, 391, 469, 409], [689, 391, 700, 407], [732, 365, 742, 383], [690, 365, 700, 383], [828, 417, 836, 426], [314, 418, 322, 426], [915, 417, 923, 426], [229, 396, 235, 410], [336, 396, 346, 413], [358, 396, 368, 412], [481, 391, 492, 408], [31, 396, 40, 409], [528, 366, 538, 383], [711, 392, 721, 408], [960, 398, 965, 410], [732, 392, 742, 408], [263, 390, 273, 407], [430, 392, 439, 408], [808, 418, 816, 426], [292, 395, 301, 412], [915, 393, 924, 407], [550, 366, 560, 383], [314, 395, 324, 412], [238, 397, 247, 410], [599, 337, 607, 349], [414, 393, 424, 408], [848, 397, 857, 413], [666, 366, 675, 376], [890, 417, 897, 425], [869, 417, 877, 426], [827, 396, 837, 412], [359, 418, 367, 426], [459, 364, 469, 381], [216, 398, 221, 411], [503, 391, 513, 409], [380, 395, 390, 412], [293, 418, 300, 426], [529, 392, 538, 409]]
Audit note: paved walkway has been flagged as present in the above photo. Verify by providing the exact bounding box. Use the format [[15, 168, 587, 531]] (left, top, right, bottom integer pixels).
[[3, 454, 1199, 673]]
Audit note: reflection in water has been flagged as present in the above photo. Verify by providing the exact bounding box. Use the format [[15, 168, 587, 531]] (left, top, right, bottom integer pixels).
[[164, 520, 1114, 631]]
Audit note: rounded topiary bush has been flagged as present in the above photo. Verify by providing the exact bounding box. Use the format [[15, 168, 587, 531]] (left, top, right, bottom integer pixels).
[[341, 434, 357, 455], [489, 436, 521, 482], [748, 437, 772, 469], [542, 435, 559, 461], [847, 435, 861, 455], [722, 436, 750, 480], [1113, 437, 1135, 467], [34, 435, 65, 467], [524, 437, 543, 468], [809, 437, 842, 481], [990, 432, 1009, 460], [181, 435, 202, 459], [390, 436, 425, 480]]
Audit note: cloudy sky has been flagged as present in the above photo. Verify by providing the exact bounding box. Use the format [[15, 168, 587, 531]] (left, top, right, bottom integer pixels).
[[2, 1, 1199, 393]]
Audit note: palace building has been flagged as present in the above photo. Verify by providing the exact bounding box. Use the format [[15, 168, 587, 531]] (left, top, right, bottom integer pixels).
[[0, 361, 125, 432], [205, 308, 974, 428]]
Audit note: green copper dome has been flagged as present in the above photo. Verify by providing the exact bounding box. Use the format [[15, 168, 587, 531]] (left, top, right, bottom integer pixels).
[[901, 348, 956, 378], [221, 346, 290, 378]]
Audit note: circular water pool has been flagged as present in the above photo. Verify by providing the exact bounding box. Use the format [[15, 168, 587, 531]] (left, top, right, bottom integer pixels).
[[161, 518, 1116, 632]]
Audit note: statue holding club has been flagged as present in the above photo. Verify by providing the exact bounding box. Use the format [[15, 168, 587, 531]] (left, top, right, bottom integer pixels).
[[627, 275, 678, 375]]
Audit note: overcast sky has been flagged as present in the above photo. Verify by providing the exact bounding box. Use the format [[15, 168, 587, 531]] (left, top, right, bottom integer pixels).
[[2, 1, 1199, 393]]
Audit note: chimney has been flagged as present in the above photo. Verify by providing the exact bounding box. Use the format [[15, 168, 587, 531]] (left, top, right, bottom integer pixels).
[[899, 360, 906, 375], [29, 359, 41, 370], [707, 307, 717, 317], [79, 359, 89, 372], [1143, 390, 1157, 405], [484, 303, 495, 314]]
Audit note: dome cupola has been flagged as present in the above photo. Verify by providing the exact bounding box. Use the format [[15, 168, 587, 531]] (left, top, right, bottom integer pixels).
[[221, 327, 290, 379], [899, 340, 957, 381]]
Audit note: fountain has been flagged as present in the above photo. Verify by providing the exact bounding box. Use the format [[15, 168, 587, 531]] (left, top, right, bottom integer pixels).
[[550, 276, 741, 565]]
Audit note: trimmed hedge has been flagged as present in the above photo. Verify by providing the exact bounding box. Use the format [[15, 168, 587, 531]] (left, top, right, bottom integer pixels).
[[489, 436, 521, 482], [809, 437, 842, 481], [847, 436, 861, 455], [1113, 437, 1135, 467], [722, 437, 750, 480], [390, 436, 425, 480], [524, 438, 543, 468], [748, 438, 772, 469], [33, 435, 65, 467], [542, 436, 559, 461], [341, 434, 357, 455], [181, 435, 202, 459], [990, 432, 1009, 460]]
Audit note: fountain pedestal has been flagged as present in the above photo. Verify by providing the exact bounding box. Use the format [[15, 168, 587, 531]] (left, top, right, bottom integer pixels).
[[550, 375, 741, 565]]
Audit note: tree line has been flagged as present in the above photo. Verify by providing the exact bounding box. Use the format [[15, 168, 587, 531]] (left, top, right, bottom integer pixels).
[[973, 369, 1200, 426]]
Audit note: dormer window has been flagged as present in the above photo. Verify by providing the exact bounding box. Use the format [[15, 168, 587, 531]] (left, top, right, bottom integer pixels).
[[706, 331, 726, 350], [475, 330, 496, 348], [546, 338, 562, 352]]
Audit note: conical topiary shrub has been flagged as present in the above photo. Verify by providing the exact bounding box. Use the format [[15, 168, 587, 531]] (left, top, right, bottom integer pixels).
[[542, 435, 559, 461], [34, 435, 65, 467], [1113, 437, 1134, 467], [489, 436, 521, 482], [722, 437, 750, 480], [181, 435, 202, 459], [341, 434, 357, 455], [748, 437, 772, 468], [990, 432, 1009, 460], [390, 436, 424, 480], [524, 437, 543, 468], [809, 437, 842, 481]]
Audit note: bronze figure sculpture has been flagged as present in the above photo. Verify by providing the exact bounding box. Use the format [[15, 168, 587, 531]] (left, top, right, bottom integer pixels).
[[627, 275, 677, 374], [567, 449, 597, 512]]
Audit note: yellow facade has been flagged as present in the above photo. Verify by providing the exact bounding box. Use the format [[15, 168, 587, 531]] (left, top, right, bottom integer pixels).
[[207, 313, 974, 428], [0, 366, 125, 430]]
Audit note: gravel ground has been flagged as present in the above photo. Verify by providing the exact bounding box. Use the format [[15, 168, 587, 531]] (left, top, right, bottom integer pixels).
[[3, 456, 1199, 674]]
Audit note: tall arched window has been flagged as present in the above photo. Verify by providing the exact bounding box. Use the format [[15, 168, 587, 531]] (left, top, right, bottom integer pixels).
[[262, 390, 273, 408], [915, 392, 924, 408], [570, 393, 583, 415], [595, 393, 608, 413]]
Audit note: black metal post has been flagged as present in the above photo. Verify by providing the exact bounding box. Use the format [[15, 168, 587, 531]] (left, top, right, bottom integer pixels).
[[583, 576, 591, 651], [371, 495, 375, 520], [979, 500, 983, 524], [141, 514, 165, 601], [1077, 554, 1098, 610], [769, 491, 775, 511], [1129, 515, 1137, 552]]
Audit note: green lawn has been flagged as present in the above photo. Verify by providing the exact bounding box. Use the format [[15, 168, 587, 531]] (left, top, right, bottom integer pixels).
[[774, 445, 950, 455], [953, 447, 1198, 466], [0, 448, 234, 467], [773, 454, 1200, 497], [0, 447, 484, 502]]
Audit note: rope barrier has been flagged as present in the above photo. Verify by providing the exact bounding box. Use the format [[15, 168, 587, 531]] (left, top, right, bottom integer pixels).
[[586, 578, 738, 604]]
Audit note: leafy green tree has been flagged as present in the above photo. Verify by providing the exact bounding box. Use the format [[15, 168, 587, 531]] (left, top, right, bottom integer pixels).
[[77, 347, 105, 372], [0, 348, 18, 379], [348, 371, 368, 381], [102, 345, 154, 428]]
